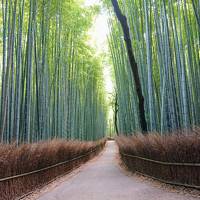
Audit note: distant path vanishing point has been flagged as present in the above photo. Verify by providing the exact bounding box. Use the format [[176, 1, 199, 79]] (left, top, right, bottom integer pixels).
[[37, 141, 198, 200]]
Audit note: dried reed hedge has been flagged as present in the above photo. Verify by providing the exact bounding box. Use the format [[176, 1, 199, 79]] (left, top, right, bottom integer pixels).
[[116, 129, 200, 188], [0, 139, 106, 200]]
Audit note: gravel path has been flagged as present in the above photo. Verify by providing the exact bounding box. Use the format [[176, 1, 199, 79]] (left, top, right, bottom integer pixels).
[[37, 141, 198, 200]]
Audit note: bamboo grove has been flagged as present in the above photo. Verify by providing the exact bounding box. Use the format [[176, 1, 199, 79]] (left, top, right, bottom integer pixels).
[[0, 0, 107, 144], [108, 0, 200, 134]]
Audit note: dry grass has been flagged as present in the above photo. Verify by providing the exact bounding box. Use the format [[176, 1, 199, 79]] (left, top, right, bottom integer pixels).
[[0, 139, 106, 200], [116, 129, 200, 188]]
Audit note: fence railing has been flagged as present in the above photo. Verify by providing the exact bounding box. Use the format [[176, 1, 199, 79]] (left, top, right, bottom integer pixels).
[[120, 152, 200, 189], [0, 147, 99, 182], [0, 143, 105, 200]]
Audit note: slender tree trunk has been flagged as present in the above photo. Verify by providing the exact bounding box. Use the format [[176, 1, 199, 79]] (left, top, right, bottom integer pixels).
[[111, 0, 148, 133], [114, 93, 119, 135]]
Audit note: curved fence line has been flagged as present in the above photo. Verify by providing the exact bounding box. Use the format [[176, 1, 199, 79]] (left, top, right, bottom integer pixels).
[[16, 163, 84, 200], [120, 152, 200, 189], [121, 152, 200, 167], [0, 147, 98, 182], [136, 171, 200, 190]]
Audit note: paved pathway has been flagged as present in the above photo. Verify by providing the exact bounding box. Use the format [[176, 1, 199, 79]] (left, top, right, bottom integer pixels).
[[38, 141, 198, 200]]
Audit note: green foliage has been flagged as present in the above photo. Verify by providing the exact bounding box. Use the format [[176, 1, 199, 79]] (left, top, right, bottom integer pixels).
[[0, 0, 107, 144], [108, 0, 200, 134]]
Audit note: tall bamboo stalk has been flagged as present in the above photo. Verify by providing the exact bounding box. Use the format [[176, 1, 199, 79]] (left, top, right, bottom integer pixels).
[[107, 0, 199, 134], [0, 0, 107, 144]]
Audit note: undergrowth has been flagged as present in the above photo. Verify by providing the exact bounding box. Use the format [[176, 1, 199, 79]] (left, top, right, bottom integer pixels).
[[0, 139, 106, 200], [116, 129, 200, 187]]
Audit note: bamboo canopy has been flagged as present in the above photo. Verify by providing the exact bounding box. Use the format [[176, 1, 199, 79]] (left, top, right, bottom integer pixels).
[[108, 0, 200, 134], [0, 0, 107, 144], [0, 0, 200, 142]]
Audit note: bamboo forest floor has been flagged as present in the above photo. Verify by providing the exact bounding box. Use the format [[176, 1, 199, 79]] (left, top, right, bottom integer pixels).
[[25, 141, 199, 200]]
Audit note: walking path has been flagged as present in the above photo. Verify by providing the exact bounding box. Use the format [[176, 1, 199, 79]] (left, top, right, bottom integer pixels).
[[37, 141, 198, 200]]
